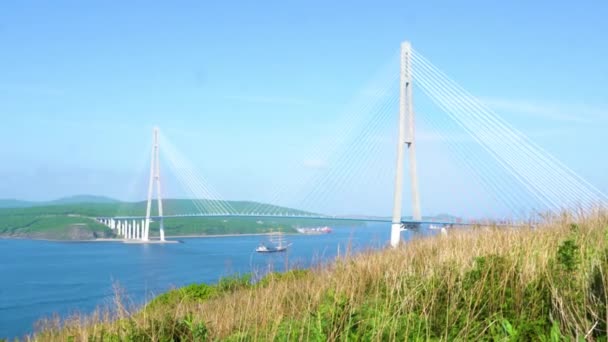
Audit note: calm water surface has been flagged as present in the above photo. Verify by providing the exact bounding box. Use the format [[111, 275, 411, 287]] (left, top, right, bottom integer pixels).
[[0, 224, 426, 339]]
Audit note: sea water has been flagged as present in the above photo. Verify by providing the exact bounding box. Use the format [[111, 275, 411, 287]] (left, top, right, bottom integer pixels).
[[0, 223, 427, 339]]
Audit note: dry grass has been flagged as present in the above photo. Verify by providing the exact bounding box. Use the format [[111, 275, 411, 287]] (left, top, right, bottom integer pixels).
[[23, 209, 608, 341]]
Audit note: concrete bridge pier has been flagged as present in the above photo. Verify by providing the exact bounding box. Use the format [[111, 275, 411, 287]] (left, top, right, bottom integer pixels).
[[141, 219, 147, 241], [134, 220, 140, 240]]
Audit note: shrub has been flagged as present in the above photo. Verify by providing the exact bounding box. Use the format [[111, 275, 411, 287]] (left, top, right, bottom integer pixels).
[[557, 239, 580, 272]]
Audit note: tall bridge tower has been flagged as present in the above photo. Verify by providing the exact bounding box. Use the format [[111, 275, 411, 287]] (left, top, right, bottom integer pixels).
[[391, 41, 421, 247], [144, 127, 165, 241]]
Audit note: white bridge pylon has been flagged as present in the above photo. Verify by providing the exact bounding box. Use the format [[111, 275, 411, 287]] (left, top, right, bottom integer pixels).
[[391, 41, 421, 248], [144, 127, 165, 242], [97, 127, 165, 242]]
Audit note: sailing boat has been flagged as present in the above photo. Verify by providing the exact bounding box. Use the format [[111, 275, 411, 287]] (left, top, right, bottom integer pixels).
[[256, 231, 291, 253]]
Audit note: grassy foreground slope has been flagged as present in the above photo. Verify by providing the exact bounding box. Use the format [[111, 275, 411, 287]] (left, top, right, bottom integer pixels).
[[30, 210, 608, 341]]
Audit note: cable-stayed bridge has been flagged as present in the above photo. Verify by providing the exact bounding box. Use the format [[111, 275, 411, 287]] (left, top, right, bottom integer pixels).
[[97, 41, 607, 247]]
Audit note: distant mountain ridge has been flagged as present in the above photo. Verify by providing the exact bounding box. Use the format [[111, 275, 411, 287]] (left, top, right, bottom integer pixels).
[[49, 195, 119, 205], [0, 199, 34, 208], [0, 195, 120, 209]]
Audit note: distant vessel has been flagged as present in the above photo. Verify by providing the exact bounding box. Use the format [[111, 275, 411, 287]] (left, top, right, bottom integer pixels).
[[296, 226, 332, 234], [256, 232, 291, 253]]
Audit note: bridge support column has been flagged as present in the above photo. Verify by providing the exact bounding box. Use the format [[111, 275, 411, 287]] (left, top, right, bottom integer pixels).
[[391, 41, 421, 248], [159, 218, 165, 242], [141, 219, 147, 241], [145, 127, 165, 242]]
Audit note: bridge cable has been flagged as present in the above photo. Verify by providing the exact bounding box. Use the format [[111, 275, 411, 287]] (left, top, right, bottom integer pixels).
[[412, 50, 607, 210], [411, 52, 603, 213]]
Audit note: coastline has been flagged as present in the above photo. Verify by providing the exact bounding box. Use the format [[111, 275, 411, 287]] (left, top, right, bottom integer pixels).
[[0, 231, 301, 242], [0, 236, 124, 243]]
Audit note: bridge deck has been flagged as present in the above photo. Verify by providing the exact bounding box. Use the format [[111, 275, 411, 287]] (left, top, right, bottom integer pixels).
[[97, 213, 472, 226]]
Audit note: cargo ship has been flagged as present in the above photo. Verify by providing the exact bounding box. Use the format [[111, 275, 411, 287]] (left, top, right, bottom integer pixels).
[[296, 226, 332, 234]]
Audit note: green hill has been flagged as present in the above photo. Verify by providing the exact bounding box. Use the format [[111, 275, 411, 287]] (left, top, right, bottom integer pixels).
[[0, 197, 344, 240]]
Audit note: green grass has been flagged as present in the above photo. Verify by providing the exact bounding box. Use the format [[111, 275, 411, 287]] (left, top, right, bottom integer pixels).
[[0, 215, 112, 240], [25, 209, 608, 341]]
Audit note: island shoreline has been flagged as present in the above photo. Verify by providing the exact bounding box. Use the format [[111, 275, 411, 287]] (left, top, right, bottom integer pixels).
[[0, 232, 304, 242]]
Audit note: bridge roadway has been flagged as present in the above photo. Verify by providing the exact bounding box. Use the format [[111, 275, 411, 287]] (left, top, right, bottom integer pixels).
[[97, 213, 471, 227]]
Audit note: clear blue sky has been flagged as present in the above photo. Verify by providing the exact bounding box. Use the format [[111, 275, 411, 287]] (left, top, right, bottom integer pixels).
[[1, 0, 606, 217]]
